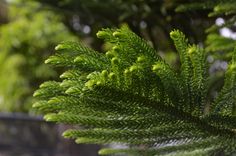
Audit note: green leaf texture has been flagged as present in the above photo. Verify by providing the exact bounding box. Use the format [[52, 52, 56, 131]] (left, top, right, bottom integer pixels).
[[33, 26, 236, 155]]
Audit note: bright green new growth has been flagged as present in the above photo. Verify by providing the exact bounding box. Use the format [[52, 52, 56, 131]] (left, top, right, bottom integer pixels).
[[33, 26, 236, 155]]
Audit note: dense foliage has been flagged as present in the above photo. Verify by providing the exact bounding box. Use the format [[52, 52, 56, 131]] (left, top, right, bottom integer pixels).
[[0, 0, 235, 155], [34, 26, 236, 155]]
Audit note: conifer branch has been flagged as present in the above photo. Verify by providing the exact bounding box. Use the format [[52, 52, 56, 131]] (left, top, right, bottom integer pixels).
[[33, 27, 236, 155]]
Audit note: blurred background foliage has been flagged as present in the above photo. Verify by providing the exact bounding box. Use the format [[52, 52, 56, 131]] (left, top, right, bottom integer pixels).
[[34, 0, 214, 50], [0, 0, 77, 112], [176, 0, 236, 57], [0, 0, 236, 113]]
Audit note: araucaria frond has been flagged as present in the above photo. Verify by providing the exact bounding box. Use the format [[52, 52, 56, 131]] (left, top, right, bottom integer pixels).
[[33, 26, 236, 156]]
